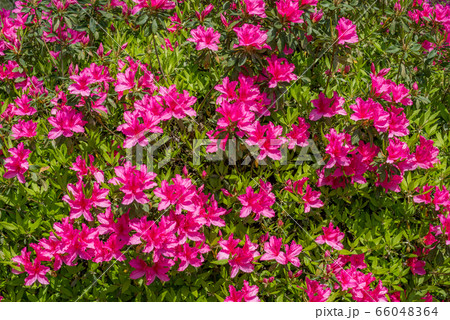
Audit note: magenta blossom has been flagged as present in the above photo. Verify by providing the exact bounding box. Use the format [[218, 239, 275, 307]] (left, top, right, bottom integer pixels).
[[243, 0, 266, 18], [109, 161, 157, 205], [413, 136, 439, 169], [187, 26, 221, 51], [286, 117, 310, 149], [131, 0, 176, 15], [245, 121, 287, 160], [276, 0, 304, 23], [237, 180, 276, 220], [47, 106, 87, 139], [234, 24, 271, 50], [266, 55, 297, 88], [309, 91, 346, 121], [260, 236, 303, 267], [304, 277, 331, 302], [315, 222, 345, 250], [336, 17, 358, 45], [3, 142, 31, 184], [225, 280, 260, 302], [11, 119, 37, 139]]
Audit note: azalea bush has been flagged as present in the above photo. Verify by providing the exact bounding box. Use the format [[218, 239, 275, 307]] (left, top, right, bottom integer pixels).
[[0, 0, 449, 302]]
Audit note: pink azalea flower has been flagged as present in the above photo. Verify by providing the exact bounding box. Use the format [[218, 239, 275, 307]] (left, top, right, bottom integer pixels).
[[423, 226, 438, 246], [286, 117, 310, 149], [3, 142, 31, 184], [176, 243, 206, 271], [302, 185, 324, 212], [276, 0, 304, 23], [217, 234, 259, 278], [439, 214, 450, 244], [12, 95, 36, 116], [225, 285, 245, 302], [12, 249, 50, 286], [413, 184, 434, 204], [243, 0, 266, 18], [11, 119, 37, 139], [422, 292, 434, 302], [237, 180, 276, 220], [23, 260, 50, 286], [309, 92, 346, 121], [281, 240, 303, 267], [358, 141, 380, 169], [68, 69, 95, 96], [386, 137, 410, 163], [349, 97, 379, 121], [266, 55, 297, 88], [217, 233, 240, 260], [301, 0, 318, 5], [70, 155, 104, 183], [233, 24, 270, 50], [241, 280, 260, 302], [129, 257, 175, 284], [47, 106, 87, 139], [324, 128, 353, 169], [228, 235, 259, 278], [131, 0, 176, 15], [245, 121, 287, 160], [407, 257, 426, 275], [413, 136, 439, 169], [284, 177, 309, 195], [388, 106, 410, 138], [187, 26, 220, 51], [115, 67, 136, 93], [159, 85, 197, 119], [375, 169, 403, 193], [261, 236, 303, 267], [62, 179, 110, 221], [336, 17, 358, 45], [168, 12, 182, 32], [304, 277, 331, 302], [225, 280, 260, 302], [153, 174, 196, 214], [315, 222, 345, 250], [200, 195, 228, 227], [260, 236, 284, 262], [195, 4, 214, 22], [117, 110, 163, 149], [216, 100, 255, 133], [390, 83, 413, 106], [109, 161, 157, 205], [310, 8, 323, 23], [433, 186, 450, 211]]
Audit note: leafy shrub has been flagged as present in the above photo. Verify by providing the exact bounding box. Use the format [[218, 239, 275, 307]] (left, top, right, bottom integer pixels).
[[0, 0, 449, 302]]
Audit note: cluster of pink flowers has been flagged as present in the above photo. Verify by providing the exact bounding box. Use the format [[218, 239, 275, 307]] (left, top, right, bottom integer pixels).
[[285, 177, 324, 212], [313, 66, 441, 193], [109, 162, 157, 205], [237, 180, 276, 220], [225, 280, 260, 302], [131, 0, 176, 15], [408, 0, 450, 60], [116, 68, 197, 149], [3, 142, 31, 184], [11, 170, 231, 287], [413, 185, 450, 244], [300, 250, 389, 302], [187, 26, 221, 51], [260, 236, 303, 267]]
